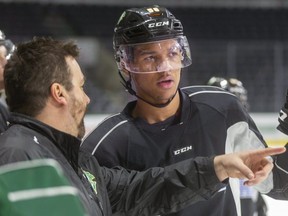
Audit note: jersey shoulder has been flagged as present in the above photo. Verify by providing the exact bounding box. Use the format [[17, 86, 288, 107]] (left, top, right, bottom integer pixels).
[[181, 85, 234, 97], [81, 112, 130, 153], [181, 85, 240, 110], [84, 112, 129, 139]]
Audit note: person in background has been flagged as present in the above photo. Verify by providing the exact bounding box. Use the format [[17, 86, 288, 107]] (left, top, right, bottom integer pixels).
[[0, 36, 281, 216], [207, 76, 267, 216], [0, 29, 15, 132], [81, 5, 288, 216]]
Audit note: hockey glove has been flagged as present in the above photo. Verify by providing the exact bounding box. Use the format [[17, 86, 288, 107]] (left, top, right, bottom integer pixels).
[[277, 89, 288, 135]]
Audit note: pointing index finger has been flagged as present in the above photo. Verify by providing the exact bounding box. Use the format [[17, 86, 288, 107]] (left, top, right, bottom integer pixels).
[[249, 147, 286, 158]]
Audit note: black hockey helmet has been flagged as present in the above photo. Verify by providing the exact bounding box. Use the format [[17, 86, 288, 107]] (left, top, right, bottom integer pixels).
[[114, 5, 184, 49], [0, 30, 15, 60], [207, 76, 249, 110], [113, 5, 191, 73], [114, 6, 191, 107]]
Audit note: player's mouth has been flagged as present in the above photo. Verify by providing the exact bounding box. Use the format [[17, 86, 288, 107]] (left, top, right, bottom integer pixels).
[[157, 77, 174, 89]]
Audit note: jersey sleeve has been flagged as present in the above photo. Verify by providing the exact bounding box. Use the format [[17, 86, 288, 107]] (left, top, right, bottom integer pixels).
[[101, 156, 226, 215]]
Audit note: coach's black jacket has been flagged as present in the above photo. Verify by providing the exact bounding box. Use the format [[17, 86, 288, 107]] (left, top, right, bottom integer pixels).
[[0, 102, 9, 133], [0, 113, 227, 216]]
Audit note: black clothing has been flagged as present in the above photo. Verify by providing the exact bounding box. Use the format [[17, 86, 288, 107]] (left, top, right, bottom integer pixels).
[[0, 102, 9, 133], [82, 86, 288, 216], [0, 113, 227, 216], [0, 113, 105, 216]]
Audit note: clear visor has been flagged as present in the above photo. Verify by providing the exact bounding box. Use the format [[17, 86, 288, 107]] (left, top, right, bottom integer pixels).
[[116, 36, 192, 73]]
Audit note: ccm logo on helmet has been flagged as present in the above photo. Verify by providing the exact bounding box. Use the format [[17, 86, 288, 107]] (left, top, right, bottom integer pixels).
[[174, 146, 192, 155], [148, 21, 169, 28]]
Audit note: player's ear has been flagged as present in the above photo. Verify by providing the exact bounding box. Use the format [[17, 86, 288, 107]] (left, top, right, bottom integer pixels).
[[49, 83, 68, 105], [119, 62, 130, 77]]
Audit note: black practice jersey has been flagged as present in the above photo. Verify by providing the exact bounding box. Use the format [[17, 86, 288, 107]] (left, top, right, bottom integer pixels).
[[82, 86, 288, 216]]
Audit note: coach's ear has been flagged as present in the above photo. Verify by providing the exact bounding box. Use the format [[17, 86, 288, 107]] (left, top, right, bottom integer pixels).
[[49, 83, 68, 106]]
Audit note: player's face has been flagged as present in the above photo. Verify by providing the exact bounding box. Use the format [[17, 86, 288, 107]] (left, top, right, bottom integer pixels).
[[129, 40, 182, 105], [66, 57, 90, 138], [0, 45, 7, 89]]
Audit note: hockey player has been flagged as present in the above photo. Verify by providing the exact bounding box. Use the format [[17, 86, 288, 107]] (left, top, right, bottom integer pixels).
[[0, 29, 15, 132], [207, 76, 267, 216], [81, 5, 288, 216]]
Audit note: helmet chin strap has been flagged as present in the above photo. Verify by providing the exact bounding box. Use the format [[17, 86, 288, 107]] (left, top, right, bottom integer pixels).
[[118, 70, 178, 108]]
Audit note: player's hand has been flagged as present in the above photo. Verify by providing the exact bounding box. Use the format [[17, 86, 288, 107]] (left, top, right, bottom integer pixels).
[[277, 89, 288, 135], [214, 147, 286, 185]]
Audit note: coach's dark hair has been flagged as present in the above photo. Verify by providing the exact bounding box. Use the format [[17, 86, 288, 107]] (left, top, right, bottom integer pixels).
[[4, 37, 79, 117]]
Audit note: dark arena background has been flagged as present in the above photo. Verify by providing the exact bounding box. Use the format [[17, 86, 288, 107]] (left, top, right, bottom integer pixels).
[[1, 0, 288, 215], [1, 0, 288, 113]]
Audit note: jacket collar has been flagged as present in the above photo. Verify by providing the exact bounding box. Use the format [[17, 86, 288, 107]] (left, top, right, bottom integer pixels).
[[8, 113, 81, 170]]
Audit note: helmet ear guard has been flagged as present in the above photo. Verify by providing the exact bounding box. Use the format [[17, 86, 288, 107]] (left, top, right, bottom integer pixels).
[[2, 40, 15, 60], [0, 30, 6, 41], [118, 69, 136, 96], [0, 29, 15, 60], [115, 54, 121, 63]]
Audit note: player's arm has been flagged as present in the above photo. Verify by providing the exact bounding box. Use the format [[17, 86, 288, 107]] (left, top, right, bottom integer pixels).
[[102, 147, 285, 215], [214, 147, 285, 185]]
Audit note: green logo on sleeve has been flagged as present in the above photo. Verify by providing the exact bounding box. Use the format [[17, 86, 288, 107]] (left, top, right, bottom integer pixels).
[[82, 170, 97, 194]]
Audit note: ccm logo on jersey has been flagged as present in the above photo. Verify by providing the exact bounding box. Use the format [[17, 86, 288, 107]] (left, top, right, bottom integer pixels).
[[148, 21, 169, 28], [174, 146, 192, 155]]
